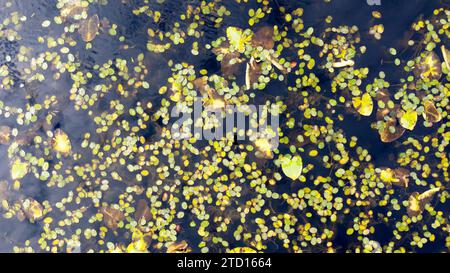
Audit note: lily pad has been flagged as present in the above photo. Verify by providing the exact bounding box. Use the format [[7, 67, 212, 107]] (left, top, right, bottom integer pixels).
[[352, 93, 373, 116], [52, 129, 72, 156], [22, 198, 44, 222], [226, 26, 252, 53], [11, 159, 29, 180], [416, 51, 442, 80], [407, 188, 440, 217], [101, 205, 124, 230], [423, 100, 442, 123], [399, 109, 418, 131], [229, 247, 257, 253], [167, 240, 191, 253], [79, 14, 100, 42], [281, 155, 303, 180]]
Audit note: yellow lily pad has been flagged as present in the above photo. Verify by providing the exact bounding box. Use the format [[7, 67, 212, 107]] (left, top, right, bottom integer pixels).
[[254, 138, 274, 159], [226, 27, 252, 53], [407, 188, 440, 217], [399, 109, 418, 131], [379, 167, 409, 187], [228, 247, 257, 253], [52, 129, 72, 156], [126, 228, 150, 253], [22, 198, 44, 222], [352, 93, 373, 116], [11, 159, 29, 180]]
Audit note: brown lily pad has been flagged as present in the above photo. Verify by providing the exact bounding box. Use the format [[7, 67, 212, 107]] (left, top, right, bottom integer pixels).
[[134, 199, 152, 223], [101, 205, 124, 229], [79, 14, 100, 42], [252, 26, 274, 49], [22, 198, 44, 222], [423, 100, 442, 123], [379, 117, 405, 143], [0, 126, 11, 145], [167, 240, 191, 253]]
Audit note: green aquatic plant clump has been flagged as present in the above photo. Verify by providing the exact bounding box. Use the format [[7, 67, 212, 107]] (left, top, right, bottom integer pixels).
[[0, 0, 448, 253]]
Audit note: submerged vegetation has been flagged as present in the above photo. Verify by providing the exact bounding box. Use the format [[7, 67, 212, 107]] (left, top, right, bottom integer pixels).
[[0, 0, 449, 253]]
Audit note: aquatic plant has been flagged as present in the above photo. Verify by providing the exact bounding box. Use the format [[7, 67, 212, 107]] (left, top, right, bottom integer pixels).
[[0, 0, 448, 254]]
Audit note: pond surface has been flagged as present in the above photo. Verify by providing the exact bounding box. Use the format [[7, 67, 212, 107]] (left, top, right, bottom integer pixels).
[[0, 0, 448, 253]]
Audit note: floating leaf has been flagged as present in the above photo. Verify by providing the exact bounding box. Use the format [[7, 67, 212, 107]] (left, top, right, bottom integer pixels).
[[220, 51, 243, 77], [193, 76, 209, 97], [79, 14, 100, 42], [252, 26, 274, 49], [379, 117, 405, 143], [352, 93, 373, 116], [416, 51, 442, 80], [423, 100, 442, 123], [379, 167, 409, 187], [392, 168, 410, 187], [226, 27, 252, 53], [281, 155, 303, 180], [167, 241, 191, 253], [126, 228, 151, 253], [399, 109, 418, 130], [229, 247, 257, 253], [22, 198, 44, 222], [134, 199, 152, 223], [407, 188, 440, 217], [101, 205, 124, 230], [52, 129, 72, 156], [379, 168, 397, 183], [332, 59, 355, 68], [204, 97, 226, 111], [0, 126, 11, 145], [254, 138, 274, 159], [60, 1, 87, 21], [11, 159, 29, 180]]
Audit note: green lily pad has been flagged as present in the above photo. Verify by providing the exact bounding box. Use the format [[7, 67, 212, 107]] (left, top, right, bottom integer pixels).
[[281, 155, 303, 180]]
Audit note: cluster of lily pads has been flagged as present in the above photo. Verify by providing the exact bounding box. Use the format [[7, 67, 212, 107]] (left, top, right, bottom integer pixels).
[[0, 0, 448, 253]]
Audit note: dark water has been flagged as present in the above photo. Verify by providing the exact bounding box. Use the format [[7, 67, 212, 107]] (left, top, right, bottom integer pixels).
[[0, 0, 448, 253]]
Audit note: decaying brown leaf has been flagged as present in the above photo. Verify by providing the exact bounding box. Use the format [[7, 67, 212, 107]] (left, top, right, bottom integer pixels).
[[21, 198, 44, 222], [60, 0, 87, 21], [0, 126, 11, 145], [379, 117, 405, 143], [0, 181, 8, 201], [407, 188, 440, 217], [379, 167, 410, 187], [134, 199, 152, 223], [220, 51, 244, 77], [101, 205, 124, 229], [79, 14, 100, 42], [167, 240, 191, 253], [252, 26, 274, 49], [423, 100, 442, 123], [245, 56, 262, 90]]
